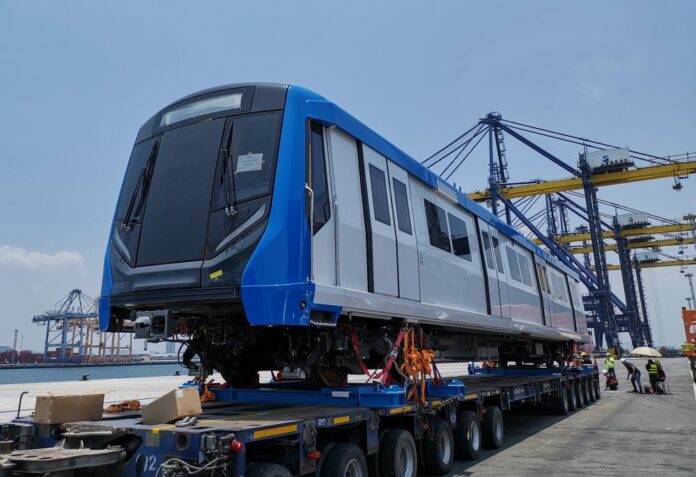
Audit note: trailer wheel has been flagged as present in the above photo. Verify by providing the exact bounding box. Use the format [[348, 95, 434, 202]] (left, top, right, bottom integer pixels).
[[581, 380, 590, 406], [481, 405, 504, 449], [587, 379, 596, 402], [246, 463, 292, 477], [377, 429, 417, 477], [454, 410, 481, 461], [574, 381, 584, 408], [420, 417, 454, 475], [567, 383, 577, 412], [552, 386, 569, 416], [319, 443, 368, 477]]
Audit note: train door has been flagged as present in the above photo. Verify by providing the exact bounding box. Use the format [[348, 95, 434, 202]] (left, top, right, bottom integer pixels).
[[322, 127, 368, 291], [489, 229, 511, 318], [308, 122, 336, 286], [387, 163, 420, 300], [361, 144, 398, 297], [480, 224, 502, 316]]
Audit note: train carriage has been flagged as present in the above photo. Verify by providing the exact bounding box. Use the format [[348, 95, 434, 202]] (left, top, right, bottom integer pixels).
[[100, 83, 591, 386]]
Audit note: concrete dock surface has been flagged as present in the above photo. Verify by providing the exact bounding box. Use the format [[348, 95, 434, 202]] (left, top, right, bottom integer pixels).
[[446, 357, 696, 477], [0, 358, 694, 476]]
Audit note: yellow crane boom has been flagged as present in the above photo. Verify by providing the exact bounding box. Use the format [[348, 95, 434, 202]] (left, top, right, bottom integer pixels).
[[601, 259, 696, 271], [533, 223, 693, 244], [468, 160, 696, 201], [569, 237, 695, 254]]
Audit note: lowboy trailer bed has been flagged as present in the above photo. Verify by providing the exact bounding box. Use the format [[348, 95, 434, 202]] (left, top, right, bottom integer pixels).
[[0, 367, 599, 477]]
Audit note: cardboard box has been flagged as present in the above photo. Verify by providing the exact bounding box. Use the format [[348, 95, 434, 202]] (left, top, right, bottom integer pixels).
[[34, 393, 105, 424], [141, 387, 202, 425]]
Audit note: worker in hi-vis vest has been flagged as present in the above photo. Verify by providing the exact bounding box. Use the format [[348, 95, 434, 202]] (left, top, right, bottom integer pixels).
[[645, 359, 663, 394], [604, 353, 616, 378]]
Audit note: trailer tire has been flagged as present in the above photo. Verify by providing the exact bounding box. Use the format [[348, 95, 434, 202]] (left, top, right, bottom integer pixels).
[[454, 410, 481, 461], [581, 380, 590, 406], [587, 379, 596, 402], [552, 386, 569, 416], [481, 405, 504, 449], [421, 417, 454, 475], [377, 429, 417, 477], [246, 463, 292, 477], [594, 377, 601, 400], [574, 381, 584, 408], [319, 443, 368, 477], [567, 382, 577, 411]]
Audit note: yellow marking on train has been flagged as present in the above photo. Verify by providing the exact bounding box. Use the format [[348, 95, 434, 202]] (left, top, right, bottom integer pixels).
[[209, 269, 223, 280], [389, 405, 412, 415], [333, 416, 350, 424], [253, 424, 298, 439]]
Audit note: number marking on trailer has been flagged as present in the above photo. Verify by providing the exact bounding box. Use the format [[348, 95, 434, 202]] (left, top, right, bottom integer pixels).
[[252, 424, 298, 439]]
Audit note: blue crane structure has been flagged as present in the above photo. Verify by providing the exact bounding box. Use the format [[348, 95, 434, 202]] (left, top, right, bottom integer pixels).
[[32, 289, 98, 363], [423, 115, 695, 351]]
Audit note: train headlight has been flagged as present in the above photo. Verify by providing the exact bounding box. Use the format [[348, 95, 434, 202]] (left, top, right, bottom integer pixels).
[[160, 92, 243, 127]]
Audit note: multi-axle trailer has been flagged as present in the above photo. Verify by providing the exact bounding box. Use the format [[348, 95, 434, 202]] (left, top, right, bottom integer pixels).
[[0, 366, 599, 477]]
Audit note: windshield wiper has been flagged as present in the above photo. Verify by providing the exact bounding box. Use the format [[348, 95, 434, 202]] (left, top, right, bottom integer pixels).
[[220, 125, 237, 216], [121, 141, 159, 231]]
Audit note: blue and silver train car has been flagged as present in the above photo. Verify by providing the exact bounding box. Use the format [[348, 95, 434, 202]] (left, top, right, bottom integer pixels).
[[100, 83, 591, 386]]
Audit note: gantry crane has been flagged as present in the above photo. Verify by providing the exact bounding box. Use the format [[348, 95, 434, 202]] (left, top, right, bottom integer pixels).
[[423, 114, 695, 351]]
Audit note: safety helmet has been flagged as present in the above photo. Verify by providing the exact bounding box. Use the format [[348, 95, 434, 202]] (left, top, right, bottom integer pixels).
[[601, 369, 608, 374], [620, 358, 626, 362]]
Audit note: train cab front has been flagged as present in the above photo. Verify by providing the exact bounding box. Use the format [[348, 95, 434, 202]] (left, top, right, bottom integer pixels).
[[99, 84, 294, 346]]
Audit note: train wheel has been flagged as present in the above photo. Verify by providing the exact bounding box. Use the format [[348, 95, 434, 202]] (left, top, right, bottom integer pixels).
[[311, 366, 348, 388], [482, 405, 504, 449], [378, 429, 417, 477], [246, 463, 292, 477], [320, 443, 368, 477], [421, 417, 454, 475], [454, 410, 481, 461], [219, 366, 259, 387]]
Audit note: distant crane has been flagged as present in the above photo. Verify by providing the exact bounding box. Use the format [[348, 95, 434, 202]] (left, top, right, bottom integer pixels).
[[32, 289, 133, 363]]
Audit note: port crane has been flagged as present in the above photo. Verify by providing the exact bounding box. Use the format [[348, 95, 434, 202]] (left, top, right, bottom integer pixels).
[[423, 114, 695, 351]]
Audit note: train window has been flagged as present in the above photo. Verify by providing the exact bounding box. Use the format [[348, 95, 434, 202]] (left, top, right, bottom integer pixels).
[[424, 200, 451, 252], [506, 247, 522, 282], [536, 263, 549, 292], [369, 165, 391, 226], [482, 232, 495, 270], [309, 123, 331, 234], [448, 213, 472, 261], [492, 237, 505, 273], [518, 253, 533, 286], [392, 178, 412, 234]]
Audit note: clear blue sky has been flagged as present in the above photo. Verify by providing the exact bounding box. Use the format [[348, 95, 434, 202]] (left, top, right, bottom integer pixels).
[[1, 1, 694, 351]]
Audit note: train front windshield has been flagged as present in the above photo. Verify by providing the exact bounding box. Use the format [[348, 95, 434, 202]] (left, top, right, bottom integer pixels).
[[112, 109, 282, 268]]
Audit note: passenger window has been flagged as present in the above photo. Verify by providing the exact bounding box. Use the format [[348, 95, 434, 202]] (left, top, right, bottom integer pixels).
[[448, 213, 472, 261], [518, 253, 533, 287], [492, 237, 505, 273], [309, 123, 331, 234], [482, 232, 495, 271], [368, 165, 391, 226], [424, 200, 451, 252], [506, 247, 522, 282], [536, 263, 548, 292], [392, 178, 412, 235]]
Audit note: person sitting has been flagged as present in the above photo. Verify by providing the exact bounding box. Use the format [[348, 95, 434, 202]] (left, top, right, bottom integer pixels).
[[645, 359, 664, 394], [602, 369, 619, 390]]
